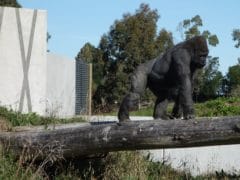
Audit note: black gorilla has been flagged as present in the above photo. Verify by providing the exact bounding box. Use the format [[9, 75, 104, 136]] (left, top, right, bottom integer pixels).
[[118, 36, 209, 122]]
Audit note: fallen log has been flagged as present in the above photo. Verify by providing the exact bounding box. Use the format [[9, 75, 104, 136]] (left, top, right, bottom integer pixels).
[[1, 116, 240, 158]]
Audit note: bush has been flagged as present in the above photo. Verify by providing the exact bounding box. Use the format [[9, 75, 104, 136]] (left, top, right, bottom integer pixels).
[[0, 107, 43, 126], [0, 106, 86, 127], [195, 97, 240, 117]]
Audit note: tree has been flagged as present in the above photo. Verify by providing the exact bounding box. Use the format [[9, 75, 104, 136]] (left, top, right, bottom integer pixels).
[[178, 15, 219, 46], [155, 29, 174, 55], [232, 29, 240, 48], [0, 0, 21, 7], [226, 62, 240, 95], [76, 43, 105, 95], [94, 3, 162, 110], [223, 29, 240, 96], [198, 57, 223, 99], [76, 42, 96, 63]]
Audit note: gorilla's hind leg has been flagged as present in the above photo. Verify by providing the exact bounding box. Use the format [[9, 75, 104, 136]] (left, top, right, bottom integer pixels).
[[118, 92, 140, 122]]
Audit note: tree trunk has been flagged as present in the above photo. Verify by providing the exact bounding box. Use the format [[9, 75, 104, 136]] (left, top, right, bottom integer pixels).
[[1, 116, 240, 158]]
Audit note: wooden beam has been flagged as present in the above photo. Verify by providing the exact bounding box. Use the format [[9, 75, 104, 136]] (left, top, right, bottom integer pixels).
[[1, 116, 240, 158]]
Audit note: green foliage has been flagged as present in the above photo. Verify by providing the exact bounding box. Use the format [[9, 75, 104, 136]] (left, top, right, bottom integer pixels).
[[226, 63, 240, 94], [179, 15, 219, 46], [0, 0, 21, 7], [195, 97, 240, 117], [232, 29, 240, 48], [0, 107, 43, 127], [0, 106, 85, 127], [197, 57, 223, 99], [125, 97, 240, 118], [76, 42, 96, 63], [96, 3, 160, 107], [230, 85, 240, 97], [155, 29, 174, 55], [0, 147, 42, 179], [76, 42, 105, 95]]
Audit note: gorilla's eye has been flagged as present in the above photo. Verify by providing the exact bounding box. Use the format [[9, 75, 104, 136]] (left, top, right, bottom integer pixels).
[[199, 54, 207, 58]]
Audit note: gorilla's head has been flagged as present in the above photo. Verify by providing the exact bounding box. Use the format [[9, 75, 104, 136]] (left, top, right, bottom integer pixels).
[[185, 36, 209, 68]]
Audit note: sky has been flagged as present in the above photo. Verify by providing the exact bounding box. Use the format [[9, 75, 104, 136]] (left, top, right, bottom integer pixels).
[[18, 0, 240, 74]]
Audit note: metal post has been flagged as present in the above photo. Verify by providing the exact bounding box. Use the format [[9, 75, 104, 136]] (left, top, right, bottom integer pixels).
[[88, 63, 92, 119]]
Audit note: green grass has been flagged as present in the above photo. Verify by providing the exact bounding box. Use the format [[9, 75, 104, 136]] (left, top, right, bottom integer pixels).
[[127, 97, 240, 117], [0, 146, 42, 179], [0, 106, 86, 128], [195, 97, 240, 117]]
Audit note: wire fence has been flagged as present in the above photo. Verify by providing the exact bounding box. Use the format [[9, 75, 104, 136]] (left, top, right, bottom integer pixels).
[[75, 59, 92, 116]]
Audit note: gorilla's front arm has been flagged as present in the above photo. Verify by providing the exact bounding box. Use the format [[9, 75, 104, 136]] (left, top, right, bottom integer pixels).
[[172, 49, 195, 119], [118, 59, 156, 121]]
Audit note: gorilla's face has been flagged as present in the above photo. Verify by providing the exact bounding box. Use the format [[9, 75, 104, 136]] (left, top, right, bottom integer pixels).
[[195, 50, 208, 68], [187, 36, 209, 69]]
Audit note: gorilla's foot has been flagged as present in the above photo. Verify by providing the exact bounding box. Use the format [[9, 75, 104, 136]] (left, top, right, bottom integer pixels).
[[183, 114, 195, 120], [169, 114, 183, 120], [118, 118, 131, 122], [117, 118, 130, 126], [154, 115, 170, 120]]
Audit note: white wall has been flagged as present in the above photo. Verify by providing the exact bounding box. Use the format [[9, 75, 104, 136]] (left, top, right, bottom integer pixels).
[[0, 7, 76, 118], [46, 53, 75, 118], [0, 7, 47, 115], [149, 145, 240, 176]]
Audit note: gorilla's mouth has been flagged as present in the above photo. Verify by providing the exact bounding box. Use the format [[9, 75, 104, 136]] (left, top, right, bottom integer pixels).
[[195, 61, 206, 68], [200, 61, 206, 66]]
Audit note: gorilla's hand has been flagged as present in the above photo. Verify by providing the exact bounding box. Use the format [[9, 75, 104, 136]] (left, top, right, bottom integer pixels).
[[183, 107, 195, 120]]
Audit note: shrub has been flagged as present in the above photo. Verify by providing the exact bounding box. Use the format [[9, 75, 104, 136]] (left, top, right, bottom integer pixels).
[[196, 97, 240, 117]]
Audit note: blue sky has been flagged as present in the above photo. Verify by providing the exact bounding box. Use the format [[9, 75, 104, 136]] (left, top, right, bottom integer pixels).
[[18, 0, 240, 74]]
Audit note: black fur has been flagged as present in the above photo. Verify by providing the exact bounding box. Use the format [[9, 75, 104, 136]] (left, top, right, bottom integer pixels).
[[118, 36, 209, 122]]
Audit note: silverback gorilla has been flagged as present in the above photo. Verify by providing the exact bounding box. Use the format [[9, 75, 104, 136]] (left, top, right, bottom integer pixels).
[[118, 36, 209, 122]]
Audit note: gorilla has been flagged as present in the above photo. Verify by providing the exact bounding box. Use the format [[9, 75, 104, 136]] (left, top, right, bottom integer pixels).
[[118, 36, 209, 122]]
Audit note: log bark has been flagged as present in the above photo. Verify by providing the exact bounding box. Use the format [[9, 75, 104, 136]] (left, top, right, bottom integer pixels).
[[1, 116, 240, 158]]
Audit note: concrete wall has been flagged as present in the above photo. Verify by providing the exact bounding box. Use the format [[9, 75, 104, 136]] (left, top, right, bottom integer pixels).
[[0, 7, 76, 118], [0, 7, 47, 115], [149, 145, 240, 176], [46, 53, 75, 118]]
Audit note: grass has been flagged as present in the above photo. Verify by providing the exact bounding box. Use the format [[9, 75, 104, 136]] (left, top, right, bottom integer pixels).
[[0, 106, 86, 129], [195, 97, 240, 117], [126, 97, 240, 117], [0, 146, 42, 179]]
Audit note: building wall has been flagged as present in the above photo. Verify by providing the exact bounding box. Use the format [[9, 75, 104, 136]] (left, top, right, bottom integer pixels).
[[0, 7, 47, 115], [46, 53, 75, 118]]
